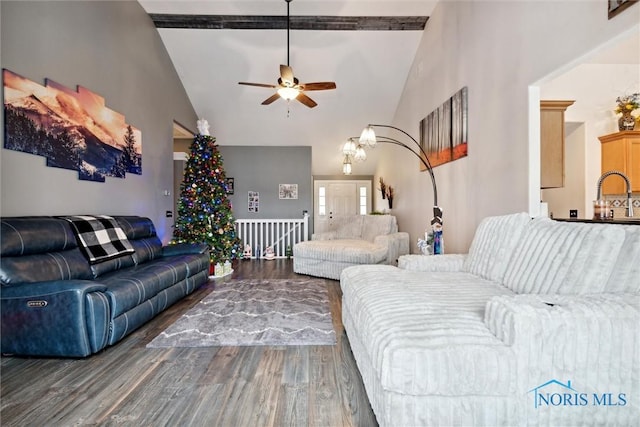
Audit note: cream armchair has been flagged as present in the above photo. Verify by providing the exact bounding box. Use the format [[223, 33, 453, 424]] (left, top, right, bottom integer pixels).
[[293, 214, 409, 280]]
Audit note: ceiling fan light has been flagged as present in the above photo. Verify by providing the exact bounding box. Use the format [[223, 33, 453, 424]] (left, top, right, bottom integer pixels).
[[277, 86, 299, 100], [359, 126, 377, 148]]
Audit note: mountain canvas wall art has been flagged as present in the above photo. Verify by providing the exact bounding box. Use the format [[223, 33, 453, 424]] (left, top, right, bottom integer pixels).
[[3, 69, 141, 182]]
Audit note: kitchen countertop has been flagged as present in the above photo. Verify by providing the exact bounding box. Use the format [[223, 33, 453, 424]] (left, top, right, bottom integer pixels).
[[554, 218, 640, 225]]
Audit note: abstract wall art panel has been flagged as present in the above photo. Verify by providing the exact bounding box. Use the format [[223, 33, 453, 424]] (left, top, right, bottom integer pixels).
[[419, 86, 468, 169]]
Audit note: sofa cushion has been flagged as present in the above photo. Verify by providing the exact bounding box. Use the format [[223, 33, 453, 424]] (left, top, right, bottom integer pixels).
[[340, 265, 516, 396], [333, 215, 364, 239], [116, 216, 163, 264], [295, 239, 387, 264], [0, 250, 94, 285], [463, 212, 531, 283], [100, 259, 190, 317], [129, 237, 164, 264], [605, 225, 640, 293], [362, 215, 397, 242], [503, 218, 625, 294], [90, 254, 136, 278], [115, 216, 158, 239], [1, 217, 78, 256], [0, 217, 94, 284]]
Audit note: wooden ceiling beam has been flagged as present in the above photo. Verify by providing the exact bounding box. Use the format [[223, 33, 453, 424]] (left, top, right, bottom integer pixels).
[[150, 14, 428, 31]]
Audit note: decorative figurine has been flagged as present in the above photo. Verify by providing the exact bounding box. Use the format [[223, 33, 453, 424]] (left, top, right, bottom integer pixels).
[[214, 262, 223, 277], [242, 244, 252, 260], [264, 246, 275, 261], [431, 214, 444, 255], [196, 118, 210, 136]]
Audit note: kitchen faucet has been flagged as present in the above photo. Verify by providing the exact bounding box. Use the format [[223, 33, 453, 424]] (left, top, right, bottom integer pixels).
[[596, 170, 634, 217]]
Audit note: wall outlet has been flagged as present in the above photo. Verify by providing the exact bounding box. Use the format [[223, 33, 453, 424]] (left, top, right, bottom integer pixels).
[[569, 209, 578, 218], [166, 210, 173, 218]]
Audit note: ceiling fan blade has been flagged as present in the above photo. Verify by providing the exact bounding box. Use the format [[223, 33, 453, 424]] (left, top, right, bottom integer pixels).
[[239, 82, 277, 88], [296, 92, 317, 108], [261, 93, 281, 105], [301, 82, 337, 91], [280, 64, 295, 86]]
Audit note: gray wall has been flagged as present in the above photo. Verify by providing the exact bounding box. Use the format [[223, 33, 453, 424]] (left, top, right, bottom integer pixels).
[[0, 0, 198, 242], [218, 146, 312, 225]]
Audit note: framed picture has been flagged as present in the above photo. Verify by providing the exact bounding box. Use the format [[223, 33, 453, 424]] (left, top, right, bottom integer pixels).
[[608, 0, 638, 19], [225, 177, 234, 195], [248, 191, 259, 213], [279, 184, 298, 200], [419, 86, 468, 169]]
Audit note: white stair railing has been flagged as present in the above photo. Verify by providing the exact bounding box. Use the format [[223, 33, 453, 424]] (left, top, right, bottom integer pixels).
[[235, 214, 309, 259]]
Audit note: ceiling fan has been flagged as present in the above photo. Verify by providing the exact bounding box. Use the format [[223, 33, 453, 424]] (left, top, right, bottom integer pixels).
[[238, 0, 336, 108]]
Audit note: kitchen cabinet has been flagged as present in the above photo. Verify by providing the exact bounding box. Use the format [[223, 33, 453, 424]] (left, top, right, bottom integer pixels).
[[540, 100, 574, 188], [598, 131, 640, 194]]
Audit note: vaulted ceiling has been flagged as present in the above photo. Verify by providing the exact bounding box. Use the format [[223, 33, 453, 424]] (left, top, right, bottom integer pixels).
[[140, 1, 639, 176], [138, 1, 438, 175]]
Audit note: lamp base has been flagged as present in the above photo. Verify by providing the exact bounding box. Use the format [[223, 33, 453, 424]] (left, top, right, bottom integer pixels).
[[430, 206, 443, 255]]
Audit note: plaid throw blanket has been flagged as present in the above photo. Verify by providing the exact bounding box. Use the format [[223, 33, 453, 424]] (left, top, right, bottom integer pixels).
[[64, 215, 135, 264]]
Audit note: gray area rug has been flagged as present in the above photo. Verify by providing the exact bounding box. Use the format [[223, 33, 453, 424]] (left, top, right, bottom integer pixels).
[[147, 278, 336, 347]]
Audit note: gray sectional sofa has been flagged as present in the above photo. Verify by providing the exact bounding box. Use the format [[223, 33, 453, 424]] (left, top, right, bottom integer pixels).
[[341, 213, 640, 426], [1, 215, 210, 357]]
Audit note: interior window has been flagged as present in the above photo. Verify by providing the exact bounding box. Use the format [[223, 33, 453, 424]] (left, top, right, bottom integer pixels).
[[359, 186, 367, 215], [319, 186, 326, 216]]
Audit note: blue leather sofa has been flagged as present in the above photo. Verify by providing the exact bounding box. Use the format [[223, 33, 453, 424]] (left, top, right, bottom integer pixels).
[[0, 216, 210, 357]]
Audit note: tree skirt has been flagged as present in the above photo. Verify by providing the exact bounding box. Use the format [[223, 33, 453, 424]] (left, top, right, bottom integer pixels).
[[147, 278, 336, 347]]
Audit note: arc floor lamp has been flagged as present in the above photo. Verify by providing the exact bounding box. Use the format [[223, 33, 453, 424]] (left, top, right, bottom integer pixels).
[[346, 124, 443, 254]]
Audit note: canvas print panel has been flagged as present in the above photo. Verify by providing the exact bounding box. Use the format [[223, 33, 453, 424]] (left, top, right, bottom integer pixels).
[[419, 86, 468, 169], [3, 69, 141, 182]]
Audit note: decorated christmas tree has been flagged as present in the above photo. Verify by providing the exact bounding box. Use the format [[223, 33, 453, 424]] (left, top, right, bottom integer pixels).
[[172, 120, 240, 265]]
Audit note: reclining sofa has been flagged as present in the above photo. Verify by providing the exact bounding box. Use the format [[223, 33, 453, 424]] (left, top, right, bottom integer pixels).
[[341, 213, 640, 426], [1, 215, 210, 357], [293, 214, 409, 280]]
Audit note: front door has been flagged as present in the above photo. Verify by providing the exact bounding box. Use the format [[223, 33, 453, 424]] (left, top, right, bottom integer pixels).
[[314, 180, 371, 234]]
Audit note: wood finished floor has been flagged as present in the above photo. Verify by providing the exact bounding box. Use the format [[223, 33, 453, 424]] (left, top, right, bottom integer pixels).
[[0, 260, 378, 427]]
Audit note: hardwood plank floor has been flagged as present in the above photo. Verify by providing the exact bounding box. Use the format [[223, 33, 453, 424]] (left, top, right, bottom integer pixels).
[[0, 259, 378, 427]]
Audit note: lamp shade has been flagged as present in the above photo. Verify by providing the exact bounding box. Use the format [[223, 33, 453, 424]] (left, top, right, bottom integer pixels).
[[342, 155, 352, 175], [359, 126, 377, 147], [354, 145, 367, 162], [342, 139, 356, 156]]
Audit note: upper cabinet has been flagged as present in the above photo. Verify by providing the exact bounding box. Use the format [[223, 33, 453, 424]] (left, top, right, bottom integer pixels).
[[540, 100, 574, 189], [599, 131, 640, 194]]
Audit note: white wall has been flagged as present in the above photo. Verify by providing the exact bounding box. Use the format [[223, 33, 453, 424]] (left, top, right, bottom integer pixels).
[[0, 0, 198, 242], [385, 0, 640, 253]]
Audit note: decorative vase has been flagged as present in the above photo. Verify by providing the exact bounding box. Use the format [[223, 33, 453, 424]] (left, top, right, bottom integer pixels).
[[618, 111, 636, 131]]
